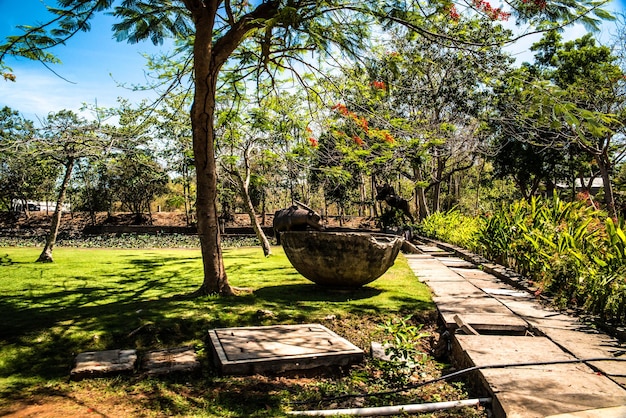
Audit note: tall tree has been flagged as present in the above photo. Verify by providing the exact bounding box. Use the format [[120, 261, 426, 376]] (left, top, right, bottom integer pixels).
[[217, 101, 274, 256], [1, 0, 612, 294], [35, 110, 112, 262], [491, 32, 625, 217], [0, 107, 56, 213]]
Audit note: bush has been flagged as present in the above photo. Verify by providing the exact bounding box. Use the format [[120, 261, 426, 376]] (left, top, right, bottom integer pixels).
[[415, 209, 483, 252], [419, 195, 626, 323]]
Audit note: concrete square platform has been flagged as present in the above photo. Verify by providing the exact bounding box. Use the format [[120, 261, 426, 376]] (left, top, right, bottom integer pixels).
[[208, 324, 364, 375]]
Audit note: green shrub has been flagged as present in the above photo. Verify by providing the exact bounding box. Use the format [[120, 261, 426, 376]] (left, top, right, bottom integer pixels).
[[420, 195, 626, 323], [415, 209, 483, 252]]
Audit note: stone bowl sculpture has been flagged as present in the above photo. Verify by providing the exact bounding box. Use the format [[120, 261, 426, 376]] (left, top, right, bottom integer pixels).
[[280, 230, 404, 288]]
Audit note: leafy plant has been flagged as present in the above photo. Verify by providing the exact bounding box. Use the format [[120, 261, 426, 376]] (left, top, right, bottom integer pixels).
[[421, 194, 626, 322], [416, 209, 484, 252], [380, 315, 430, 365], [374, 315, 432, 387]]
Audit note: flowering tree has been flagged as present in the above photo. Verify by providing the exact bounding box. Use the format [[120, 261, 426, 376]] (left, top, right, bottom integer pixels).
[[314, 12, 513, 219]]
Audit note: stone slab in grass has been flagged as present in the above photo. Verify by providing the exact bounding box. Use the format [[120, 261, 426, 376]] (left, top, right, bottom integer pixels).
[[71, 349, 137, 380], [208, 324, 364, 375], [142, 346, 200, 375]]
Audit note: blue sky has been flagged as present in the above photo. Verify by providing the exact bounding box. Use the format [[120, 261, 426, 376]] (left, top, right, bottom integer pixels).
[[0, 0, 624, 123], [0, 0, 168, 122]]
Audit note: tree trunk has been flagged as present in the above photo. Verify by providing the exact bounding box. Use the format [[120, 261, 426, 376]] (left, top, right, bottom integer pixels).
[[432, 156, 445, 213], [183, 163, 191, 226], [415, 168, 430, 220], [231, 146, 272, 256], [597, 151, 618, 220], [432, 182, 441, 213], [474, 160, 484, 214], [370, 176, 379, 218], [235, 172, 272, 256], [37, 158, 74, 263], [191, 14, 233, 296], [186, 0, 280, 295]]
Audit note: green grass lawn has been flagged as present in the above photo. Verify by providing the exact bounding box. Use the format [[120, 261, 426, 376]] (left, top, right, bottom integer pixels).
[[0, 246, 479, 417]]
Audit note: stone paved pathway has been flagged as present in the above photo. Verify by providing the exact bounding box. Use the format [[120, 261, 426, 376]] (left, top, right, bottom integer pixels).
[[405, 243, 626, 418]]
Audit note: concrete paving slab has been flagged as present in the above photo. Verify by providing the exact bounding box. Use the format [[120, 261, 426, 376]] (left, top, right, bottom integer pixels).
[[142, 346, 200, 375], [434, 295, 528, 334], [536, 326, 626, 382], [426, 280, 487, 297], [416, 245, 449, 253], [443, 312, 528, 334], [433, 295, 515, 314], [416, 275, 468, 284], [453, 335, 626, 418], [71, 349, 137, 380], [404, 254, 433, 260], [482, 288, 533, 299], [463, 278, 515, 291], [416, 273, 467, 283], [406, 262, 455, 271], [450, 268, 499, 281], [450, 268, 536, 300], [545, 405, 626, 418], [407, 268, 447, 277], [208, 324, 364, 375], [492, 298, 574, 325], [436, 257, 476, 268]]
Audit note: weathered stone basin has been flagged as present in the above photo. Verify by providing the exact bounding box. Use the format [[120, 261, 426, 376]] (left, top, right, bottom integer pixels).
[[280, 231, 404, 287]]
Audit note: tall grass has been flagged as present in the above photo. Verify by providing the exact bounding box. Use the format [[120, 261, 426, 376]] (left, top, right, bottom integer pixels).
[[419, 195, 626, 323], [415, 209, 483, 252]]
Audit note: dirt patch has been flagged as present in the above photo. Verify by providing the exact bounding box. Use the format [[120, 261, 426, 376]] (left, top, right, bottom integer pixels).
[[0, 394, 144, 418], [0, 211, 190, 230]]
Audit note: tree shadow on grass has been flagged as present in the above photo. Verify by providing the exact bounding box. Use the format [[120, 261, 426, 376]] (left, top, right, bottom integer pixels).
[[0, 250, 432, 408], [254, 283, 382, 303]]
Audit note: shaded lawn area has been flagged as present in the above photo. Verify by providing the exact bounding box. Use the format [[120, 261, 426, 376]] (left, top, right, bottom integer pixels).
[[0, 246, 476, 417]]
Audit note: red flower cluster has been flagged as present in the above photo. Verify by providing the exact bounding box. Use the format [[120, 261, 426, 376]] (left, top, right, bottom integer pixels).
[[371, 80, 387, 90], [332, 103, 350, 115], [306, 127, 318, 147], [447, 4, 460, 21], [472, 0, 511, 20], [330, 104, 398, 148], [332, 103, 369, 133]]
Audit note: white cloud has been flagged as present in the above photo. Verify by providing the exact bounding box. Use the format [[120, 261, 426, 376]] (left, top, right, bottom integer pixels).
[[0, 63, 156, 123]]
